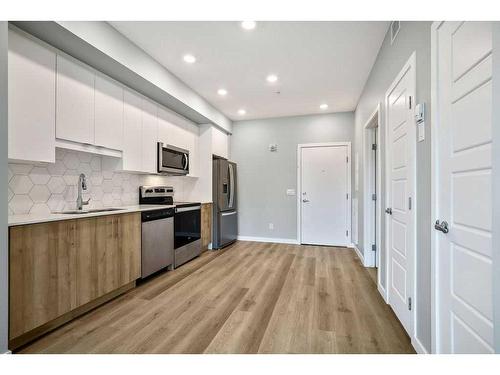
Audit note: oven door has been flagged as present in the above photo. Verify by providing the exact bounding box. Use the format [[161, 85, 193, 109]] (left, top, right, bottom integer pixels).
[[158, 142, 189, 175], [174, 206, 201, 249]]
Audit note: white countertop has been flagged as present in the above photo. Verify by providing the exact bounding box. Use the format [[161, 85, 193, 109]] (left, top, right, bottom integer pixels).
[[8, 204, 176, 227]]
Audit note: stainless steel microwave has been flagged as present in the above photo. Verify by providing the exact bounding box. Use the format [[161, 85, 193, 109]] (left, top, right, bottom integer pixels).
[[157, 142, 189, 175]]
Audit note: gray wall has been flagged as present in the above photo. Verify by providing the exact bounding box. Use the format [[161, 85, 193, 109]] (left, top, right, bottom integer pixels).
[[231, 112, 354, 240], [493, 22, 500, 354], [0, 21, 9, 353], [353, 21, 432, 352]]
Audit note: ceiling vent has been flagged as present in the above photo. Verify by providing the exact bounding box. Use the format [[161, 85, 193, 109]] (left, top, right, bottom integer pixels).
[[390, 21, 400, 45]]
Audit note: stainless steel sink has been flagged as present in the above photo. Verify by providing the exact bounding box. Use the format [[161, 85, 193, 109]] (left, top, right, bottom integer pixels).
[[54, 208, 125, 215]]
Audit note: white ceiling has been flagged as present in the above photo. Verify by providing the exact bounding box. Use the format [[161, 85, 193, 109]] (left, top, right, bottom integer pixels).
[[110, 21, 389, 121]]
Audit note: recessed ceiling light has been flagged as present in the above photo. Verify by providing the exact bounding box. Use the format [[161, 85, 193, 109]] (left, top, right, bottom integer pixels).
[[238, 109, 246, 115], [266, 74, 278, 83], [183, 54, 196, 63], [320, 103, 329, 110], [217, 88, 228, 96], [241, 21, 257, 30]]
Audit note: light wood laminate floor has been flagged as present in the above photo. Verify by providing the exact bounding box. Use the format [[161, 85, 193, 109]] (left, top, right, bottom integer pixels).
[[18, 241, 414, 354]]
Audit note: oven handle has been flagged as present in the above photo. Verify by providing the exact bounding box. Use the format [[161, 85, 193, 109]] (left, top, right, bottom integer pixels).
[[221, 211, 236, 216], [175, 206, 201, 213]]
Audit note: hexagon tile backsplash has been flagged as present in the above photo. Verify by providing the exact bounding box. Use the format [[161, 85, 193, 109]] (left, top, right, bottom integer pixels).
[[8, 149, 194, 215]]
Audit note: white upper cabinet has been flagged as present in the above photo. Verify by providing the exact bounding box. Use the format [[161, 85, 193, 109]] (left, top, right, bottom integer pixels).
[[8, 30, 204, 177], [185, 123, 200, 177], [122, 89, 143, 172], [141, 99, 158, 174], [94, 73, 124, 150], [212, 126, 230, 159], [157, 106, 174, 146], [56, 54, 95, 145], [8, 29, 56, 163], [157, 106, 183, 147]]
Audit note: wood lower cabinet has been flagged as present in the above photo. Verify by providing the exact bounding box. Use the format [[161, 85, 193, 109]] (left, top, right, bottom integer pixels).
[[201, 203, 212, 251], [9, 213, 141, 344]]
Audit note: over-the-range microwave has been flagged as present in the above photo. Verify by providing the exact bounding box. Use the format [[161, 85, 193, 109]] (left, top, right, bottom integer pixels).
[[157, 142, 189, 175]]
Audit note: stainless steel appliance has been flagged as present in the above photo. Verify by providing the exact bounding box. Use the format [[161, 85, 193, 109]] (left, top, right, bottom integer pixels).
[[157, 142, 189, 175], [212, 158, 238, 249], [139, 185, 201, 269], [173, 203, 201, 268], [141, 207, 174, 278]]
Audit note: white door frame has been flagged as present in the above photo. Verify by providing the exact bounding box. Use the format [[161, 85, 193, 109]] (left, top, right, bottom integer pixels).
[[297, 142, 352, 246], [430, 20, 443, 355], [362, 104, 382, 271], [384, 51, 417, 338]]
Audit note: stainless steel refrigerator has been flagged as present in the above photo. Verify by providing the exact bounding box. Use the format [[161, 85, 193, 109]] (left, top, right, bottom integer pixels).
[[212, 158, 238, 249]]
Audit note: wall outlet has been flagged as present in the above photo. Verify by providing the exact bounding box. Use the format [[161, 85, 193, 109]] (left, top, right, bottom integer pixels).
[[269, 223, 274, 230]]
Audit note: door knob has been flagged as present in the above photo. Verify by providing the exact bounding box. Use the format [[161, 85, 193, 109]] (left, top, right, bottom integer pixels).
[[302, 199, 310, 203], [434, 220, 449, 234], [385, 208, 392, 215]]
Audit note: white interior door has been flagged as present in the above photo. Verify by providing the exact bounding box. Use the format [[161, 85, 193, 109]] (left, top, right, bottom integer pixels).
[[435, 21, 493, 353], [300, 144, 350, 246], [385, 53, 416, 336]]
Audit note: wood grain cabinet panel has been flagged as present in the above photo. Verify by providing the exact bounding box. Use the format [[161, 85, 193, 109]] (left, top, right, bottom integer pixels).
[[9, 213, 141, 340], [9, 220, 76, 339], [201, 203, 212, 252]]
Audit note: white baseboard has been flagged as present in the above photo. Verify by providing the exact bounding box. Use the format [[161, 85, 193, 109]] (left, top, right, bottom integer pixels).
[[378, 283, 388, 303], [350, 243, 365, 265], [412, 336, 429, 354], [237, 236, 299, 245], [363, 245, 377, 267]]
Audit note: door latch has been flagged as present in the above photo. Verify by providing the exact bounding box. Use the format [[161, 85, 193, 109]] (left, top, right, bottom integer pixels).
[[434, 220, 449, 234], [385, 207, 392, 215]]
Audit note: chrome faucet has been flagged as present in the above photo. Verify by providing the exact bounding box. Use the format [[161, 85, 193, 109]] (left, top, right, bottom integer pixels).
[[77, 173, 90, 211]]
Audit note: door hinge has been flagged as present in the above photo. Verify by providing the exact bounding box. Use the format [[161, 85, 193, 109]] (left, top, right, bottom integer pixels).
[[346, 156, 349, 163], [408, 197, 412, 210], [372, 244, 376, 252], [372, 193, 377, 201], [408, 297, 412, 311], [346, 193, 349, 200], [346, 230, 349, 237], [372, 143, 377, 151], [409, 96, 412, 109]]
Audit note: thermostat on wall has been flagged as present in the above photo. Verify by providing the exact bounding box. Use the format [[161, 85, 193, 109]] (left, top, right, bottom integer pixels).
[[269, 144, 278, 152]]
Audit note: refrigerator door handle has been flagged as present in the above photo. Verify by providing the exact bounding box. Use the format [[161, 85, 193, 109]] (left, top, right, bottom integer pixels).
[[228, 163, 234, 208], [221, 211, 237, 216]]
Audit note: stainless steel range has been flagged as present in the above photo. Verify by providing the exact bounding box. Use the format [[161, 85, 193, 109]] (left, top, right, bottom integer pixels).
[[139, 186, 202, 269]]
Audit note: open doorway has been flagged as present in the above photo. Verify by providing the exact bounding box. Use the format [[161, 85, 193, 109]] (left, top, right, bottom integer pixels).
[[363, 104, 382, 276]]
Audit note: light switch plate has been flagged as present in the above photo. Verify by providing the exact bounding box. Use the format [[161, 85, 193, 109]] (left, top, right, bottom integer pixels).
[[286, 189, 296, 196]]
